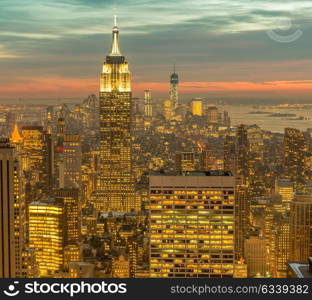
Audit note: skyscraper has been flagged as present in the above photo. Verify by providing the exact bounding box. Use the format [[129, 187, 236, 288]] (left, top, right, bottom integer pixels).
[[236, 124, 249, 183], [247, 125, 266, 199], [144, 90, 152, 118], [149, 171, 235, 278], [55, 188, 81, 246], [169, 65, 179, 109], [63, 134, 81, 187], [0, 139, 17, 277], [0, 138, 25, 278], [235, 183, 250, 259], [99, 17, 135, 212], [284, 128, 306, 192], [233, 125, 250, 259], [190, 99, 203, 116], [28, 200, 64, 276], [224, 134, 236, 174], [205, 106, 219, 124], [21, 126, 45, 184]]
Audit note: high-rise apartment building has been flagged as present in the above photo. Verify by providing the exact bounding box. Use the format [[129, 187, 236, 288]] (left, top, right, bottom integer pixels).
[[99, 17, 135, 212], [149, 171, 235, 278]]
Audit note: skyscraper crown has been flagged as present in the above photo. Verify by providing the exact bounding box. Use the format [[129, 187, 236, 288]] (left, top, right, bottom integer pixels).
[[109, 15, 122, 56]]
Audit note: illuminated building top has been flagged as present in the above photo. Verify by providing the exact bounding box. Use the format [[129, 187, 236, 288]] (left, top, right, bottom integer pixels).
[[11, 123, 22, 144], [170, 64, 179, 108], [170, 64, 179, 84], [100, 16, 131, 93]]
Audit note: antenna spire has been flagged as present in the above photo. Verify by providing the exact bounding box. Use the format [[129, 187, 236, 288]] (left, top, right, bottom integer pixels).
[[109, 15, 122, 56]]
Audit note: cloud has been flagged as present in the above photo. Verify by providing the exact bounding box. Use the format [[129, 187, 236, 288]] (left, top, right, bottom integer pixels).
[[1, 75, 312, 100], [0, 0, 312, 99]]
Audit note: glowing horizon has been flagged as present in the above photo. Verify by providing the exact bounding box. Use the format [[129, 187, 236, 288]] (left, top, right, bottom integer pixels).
[[1, 0, 311, 100]]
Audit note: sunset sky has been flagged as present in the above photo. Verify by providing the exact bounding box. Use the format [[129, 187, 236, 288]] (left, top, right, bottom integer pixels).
[[0, 0, 312, 101]]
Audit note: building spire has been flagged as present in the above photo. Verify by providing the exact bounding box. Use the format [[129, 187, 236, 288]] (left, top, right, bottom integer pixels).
[[109, 15, 122, 56], [11, 123, 22, 144]]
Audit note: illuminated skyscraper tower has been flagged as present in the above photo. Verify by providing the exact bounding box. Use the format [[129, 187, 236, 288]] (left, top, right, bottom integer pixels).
[[144, 90, 152, 118], [99, 17, 135, 212], [169, 65, 179, 108]]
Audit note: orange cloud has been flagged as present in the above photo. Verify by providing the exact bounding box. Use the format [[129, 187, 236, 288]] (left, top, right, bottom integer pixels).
[[1, 76, 312, 99]]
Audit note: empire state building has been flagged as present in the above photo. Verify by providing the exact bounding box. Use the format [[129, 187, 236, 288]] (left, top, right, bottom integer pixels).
[[99, 17, 135, 212]]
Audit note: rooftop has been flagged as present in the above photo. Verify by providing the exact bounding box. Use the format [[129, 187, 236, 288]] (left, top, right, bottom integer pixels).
[[287, 259, 312, 278], [149, 171, 235, 187]]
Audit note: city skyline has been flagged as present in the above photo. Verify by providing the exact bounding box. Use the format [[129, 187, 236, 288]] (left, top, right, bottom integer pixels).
[[0, 2, 312, 281], [1, 0, 312, 100]]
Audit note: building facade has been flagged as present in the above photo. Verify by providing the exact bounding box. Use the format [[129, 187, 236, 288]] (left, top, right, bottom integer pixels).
[[149, 171, 235, 278], [99, 18, 135, 212]]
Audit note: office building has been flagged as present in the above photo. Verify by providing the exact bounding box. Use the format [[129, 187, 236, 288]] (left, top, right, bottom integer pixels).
[[284, 128, 306, 192], [28, 200, 64, 276], [63, 134, 81, 187], [99, 17, 135, 212], [144, 90, 152, 118], [290, 194, 312, 262], [275, 179, 294, 209], [0, 139, 17, 277], [190, 99, 203, 116], [149, 171, 235, 278]]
